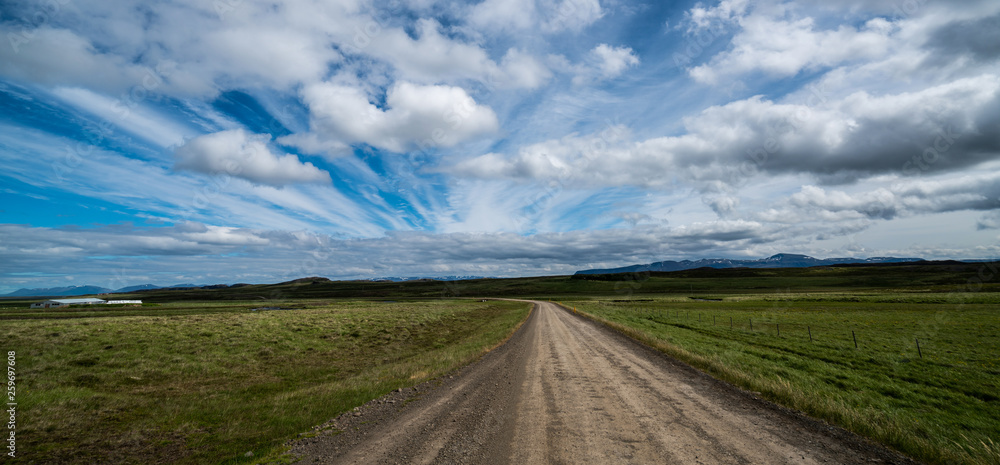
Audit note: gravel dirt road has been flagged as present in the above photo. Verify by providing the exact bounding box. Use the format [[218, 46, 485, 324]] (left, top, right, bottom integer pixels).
[[289, 301, 917, 464]]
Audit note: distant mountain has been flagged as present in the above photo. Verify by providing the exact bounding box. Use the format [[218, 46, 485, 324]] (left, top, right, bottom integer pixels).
[[575, 254, 925, 275], [2, 285, 114, 297], [1, 282, 218, 297], [115, 284, 161, 293]]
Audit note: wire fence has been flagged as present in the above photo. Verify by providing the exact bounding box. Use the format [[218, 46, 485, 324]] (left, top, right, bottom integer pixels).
[[580, 301, 999, 372]]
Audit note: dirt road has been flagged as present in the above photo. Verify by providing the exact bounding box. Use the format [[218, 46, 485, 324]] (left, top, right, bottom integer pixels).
[[289, 301, 916, 464]]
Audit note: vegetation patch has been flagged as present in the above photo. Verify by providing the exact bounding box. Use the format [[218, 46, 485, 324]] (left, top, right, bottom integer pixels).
[[1, 299, 530, 464], [564, 294, 1000, 465]]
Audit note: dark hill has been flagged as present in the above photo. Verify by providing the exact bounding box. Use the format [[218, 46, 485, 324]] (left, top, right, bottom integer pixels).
[[2, 285, 113, 297]]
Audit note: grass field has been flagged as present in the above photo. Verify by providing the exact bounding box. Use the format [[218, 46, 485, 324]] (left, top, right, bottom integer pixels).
[[2, 263, 997, 464], [563, 292, 1000, 465], [0, 299, 531, 464]]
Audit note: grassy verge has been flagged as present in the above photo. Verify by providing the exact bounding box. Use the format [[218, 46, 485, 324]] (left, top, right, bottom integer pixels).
[[2, 299, 531, 464], [563, 293, 1000, 465]]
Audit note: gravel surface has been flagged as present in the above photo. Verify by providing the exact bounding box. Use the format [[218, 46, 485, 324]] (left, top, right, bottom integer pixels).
[[288, 301, 919, 464]]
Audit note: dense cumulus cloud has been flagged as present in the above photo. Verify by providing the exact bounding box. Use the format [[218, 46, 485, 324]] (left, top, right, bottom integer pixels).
[[448, 76, 1000, 185], [281, 81, 499, 155], [1, 0, 998, 291], [174, 129, 331, 186]]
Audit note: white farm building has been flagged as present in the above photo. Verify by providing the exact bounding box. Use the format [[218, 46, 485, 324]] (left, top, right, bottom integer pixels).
[[30, 298, 106, 308], [29, 298, 142, 308]]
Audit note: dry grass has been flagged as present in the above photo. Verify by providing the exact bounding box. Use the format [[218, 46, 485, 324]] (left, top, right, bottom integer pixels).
[[3, 299, 531, 464]]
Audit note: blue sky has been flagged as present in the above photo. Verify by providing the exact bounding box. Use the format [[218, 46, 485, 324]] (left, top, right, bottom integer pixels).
[[2, 0, 999, 292]]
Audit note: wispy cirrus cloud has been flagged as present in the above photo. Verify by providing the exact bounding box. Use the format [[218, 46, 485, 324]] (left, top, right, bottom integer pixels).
[[1, 0, 999, 293]]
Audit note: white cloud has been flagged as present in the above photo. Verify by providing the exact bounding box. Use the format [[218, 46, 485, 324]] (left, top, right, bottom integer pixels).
[[689, 11, 894, 84], [498, 48, 553, 89], [448, 75, 1000, 187], [4, 0, 1000, 293], [704, 195, 740, 217], [978, 211, 1000, 230], [446, 127, 635, 185], [683, 0, 1000, 91], [284, 81, 499, 154], [353, 19, 552, 90], [174, 129, 331, 187], [789, 185, 899, 219], [364, 18, 497, 83], [755, 170, 1000, 230], [0, 220, 781, 290], [467, 0, 604, 33], [0, 0, 554, 106], [0, 1, 358, 97], [7, 214, 998, 293], [0, 123, 333, 232], [2, 0, 524, 98], [565, 44, 640, 85], [199, 26, 341, 89], [591, 44, 640, 78], [685, 0, 749, 31], [542, 0, 604, 32], [0, 26, 161, 95], [51, 87, 194, 149], [178, 224, 271, 247], [467, 0, 537, 31]]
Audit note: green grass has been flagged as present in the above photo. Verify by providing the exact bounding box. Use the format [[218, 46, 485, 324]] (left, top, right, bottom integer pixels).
[[2, 299, 531, 464], [563, 292, 1000, 465]]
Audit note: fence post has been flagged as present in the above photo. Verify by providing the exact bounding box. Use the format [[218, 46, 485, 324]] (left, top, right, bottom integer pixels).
[[776, 323, 780, 337], [808, 326, 812, 342], [916, 338, 922, 358], [730, 316, 733, 329], [852, 330, 858, 349], [749, 318, 753, 331]]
